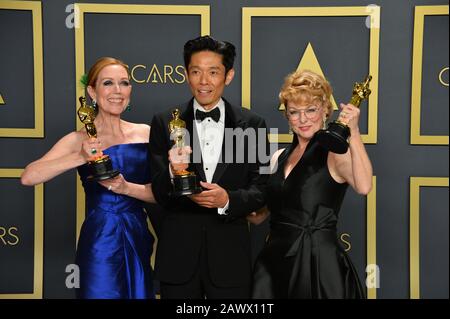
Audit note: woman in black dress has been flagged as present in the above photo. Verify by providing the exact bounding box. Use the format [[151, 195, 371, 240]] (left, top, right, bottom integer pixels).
[[250, 70, 373, 299]]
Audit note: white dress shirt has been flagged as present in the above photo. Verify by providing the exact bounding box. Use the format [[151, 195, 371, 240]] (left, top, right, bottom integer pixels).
[[193, 99, 225, 182], [193, 99, 229, 215]]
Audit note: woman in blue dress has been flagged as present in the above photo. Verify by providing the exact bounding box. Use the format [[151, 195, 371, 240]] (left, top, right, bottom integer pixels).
[[21, 57, 155, 299]]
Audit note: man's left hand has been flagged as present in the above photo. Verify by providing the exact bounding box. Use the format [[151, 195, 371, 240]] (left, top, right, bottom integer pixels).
[[189, 181, 229, 208]]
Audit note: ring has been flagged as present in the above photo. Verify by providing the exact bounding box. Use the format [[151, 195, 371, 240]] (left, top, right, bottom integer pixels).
[[108, 185, 112, 191], [90, 148, 97, 155], [341, 112, 347, 117]]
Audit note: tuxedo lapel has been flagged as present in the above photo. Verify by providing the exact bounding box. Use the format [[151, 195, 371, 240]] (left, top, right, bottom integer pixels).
[[212, 99, 242, 183]]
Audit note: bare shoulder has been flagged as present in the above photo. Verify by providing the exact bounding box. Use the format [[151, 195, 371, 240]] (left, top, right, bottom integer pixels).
[[136, 123, 151, 140], [126, 122, 150, 142]]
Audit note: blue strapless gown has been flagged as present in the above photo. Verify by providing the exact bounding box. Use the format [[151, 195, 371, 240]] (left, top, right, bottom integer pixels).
[[76, 143, 155, 299]]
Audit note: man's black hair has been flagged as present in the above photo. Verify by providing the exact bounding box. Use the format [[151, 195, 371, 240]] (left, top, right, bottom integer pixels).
[[183, 35, 236, 74]]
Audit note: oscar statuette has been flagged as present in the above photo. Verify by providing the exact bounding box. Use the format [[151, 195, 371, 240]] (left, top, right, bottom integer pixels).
[[169, 108, 202, 196], [316, 75, 372, 154], [77, 96, 119, 181]]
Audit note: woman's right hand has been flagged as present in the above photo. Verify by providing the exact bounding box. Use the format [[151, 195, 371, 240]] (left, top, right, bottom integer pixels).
[[247, 207, 270, 225], [81, 137, 103, 161]]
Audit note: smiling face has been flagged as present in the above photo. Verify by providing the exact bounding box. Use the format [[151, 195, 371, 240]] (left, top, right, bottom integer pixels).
[[279, 70, 333, 143], [186, 51, 234, 110], [87, 64, 131, 115], [286, 100, 326, 141]]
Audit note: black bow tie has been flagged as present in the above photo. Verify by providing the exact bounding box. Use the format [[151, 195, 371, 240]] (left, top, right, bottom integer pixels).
[[195, 107, 221, 122]]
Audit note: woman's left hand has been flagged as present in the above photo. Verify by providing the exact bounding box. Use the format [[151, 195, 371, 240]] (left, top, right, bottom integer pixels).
[[337, 103, 360, 133], [98, 174, 129, 195]]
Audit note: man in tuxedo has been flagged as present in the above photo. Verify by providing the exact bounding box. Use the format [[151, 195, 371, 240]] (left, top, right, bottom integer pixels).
[[149, 35, 269, 298]]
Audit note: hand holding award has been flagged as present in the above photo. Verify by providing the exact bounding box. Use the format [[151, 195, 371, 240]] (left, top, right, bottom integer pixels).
[[316, 75, 372, 154], [77, 96, 119, 181], [168, 108, 202, 196]]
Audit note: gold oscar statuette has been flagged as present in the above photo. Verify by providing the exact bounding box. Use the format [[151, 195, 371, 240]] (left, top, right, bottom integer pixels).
[[316, 75, 372, 154], [77, 96, 119, 181], [169, 108, 202, 196]]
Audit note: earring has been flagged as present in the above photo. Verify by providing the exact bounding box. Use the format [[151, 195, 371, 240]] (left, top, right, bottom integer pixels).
[[92, 100, 97, 111], [322, 117, 327, 129], [288, 125, 293, 134], [126, 104, 131, 111]]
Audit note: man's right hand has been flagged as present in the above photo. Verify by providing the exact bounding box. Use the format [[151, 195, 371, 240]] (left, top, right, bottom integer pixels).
[[168, 146, 192, 174]]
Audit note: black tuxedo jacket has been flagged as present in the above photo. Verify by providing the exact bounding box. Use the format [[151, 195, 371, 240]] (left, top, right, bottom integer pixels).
[[149, 98, 268, 288]]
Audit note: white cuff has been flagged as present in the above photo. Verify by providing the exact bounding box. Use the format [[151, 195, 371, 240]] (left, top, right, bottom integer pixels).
[[217, 200, 229, 215]]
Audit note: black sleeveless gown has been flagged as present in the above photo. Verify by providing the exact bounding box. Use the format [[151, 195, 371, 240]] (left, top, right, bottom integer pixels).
[[252, 135, 365, 299]]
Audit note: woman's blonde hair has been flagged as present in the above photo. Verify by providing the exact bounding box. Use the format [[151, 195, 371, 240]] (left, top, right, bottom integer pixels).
[[279, 69, 333, 117]]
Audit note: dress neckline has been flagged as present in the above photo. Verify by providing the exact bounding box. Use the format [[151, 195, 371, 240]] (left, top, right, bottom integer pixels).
[[283, 147, 301, 181], [103, 142, 148, 152], [281, 133, 318, 181]]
